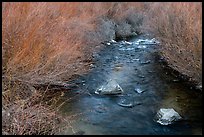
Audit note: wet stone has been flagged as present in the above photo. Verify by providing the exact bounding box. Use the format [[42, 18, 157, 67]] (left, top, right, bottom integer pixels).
[[140, 60, 151, 64], [135, 88, 145, 93], [113, 66, 123, 72], [110, 39, 117, 43], [115, 63, 123, 67], [106, 42, 111, 46], [95, 79, 124, 95], [138, 75, 145, 78], [113, 64, 123, 71], [117, 99, 141, 108], [124, 41, 133, 45], [133, 58, 140, 61], [95, 106, 107, 113], [155, 108, 182, 125], [82, 80, 86, 83]]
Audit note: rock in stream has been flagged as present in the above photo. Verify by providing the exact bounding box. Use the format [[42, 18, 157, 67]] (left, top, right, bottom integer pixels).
[[155, 108, 182, 125], [95, 79, 124, 95], [117, 99, 142, 108]]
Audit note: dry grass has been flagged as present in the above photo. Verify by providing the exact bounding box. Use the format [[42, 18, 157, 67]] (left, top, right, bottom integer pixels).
[[3, 89, 56, 135], [2, 2, 90, 85], [143, 2, 202, 86], [2, 104, 61, 135], [2, 2, 145, 135], [2, 2, 145, 85], [2, 80, 80, 135]]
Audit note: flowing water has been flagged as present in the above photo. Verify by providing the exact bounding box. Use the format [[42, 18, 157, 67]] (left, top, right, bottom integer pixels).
[[58, 35, 202, 135]]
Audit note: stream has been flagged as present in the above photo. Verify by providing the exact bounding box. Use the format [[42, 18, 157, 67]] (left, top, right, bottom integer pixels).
[[58, 35, 202, 135]]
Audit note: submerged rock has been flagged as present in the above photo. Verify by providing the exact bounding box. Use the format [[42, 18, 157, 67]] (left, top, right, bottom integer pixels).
[[118, 102, 134, 108], [110, 39, 117, 43], [138, 75, 145, 78], [118, 101, 141, 108], [135, 88, 145, 93], [106, 42, 111, 46], [124, 41, 132, 45], [155, 108, 182, 125], [117, 99, 141, 108], [95, 79, 124, 95], [113, 66, 123, 72], [95, 106, 107, 113], [133, 58, 140, 61], [140, 60, 151, 64]]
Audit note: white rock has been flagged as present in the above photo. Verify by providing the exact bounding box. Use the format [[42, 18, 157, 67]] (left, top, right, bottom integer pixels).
[[95, 79, 124, 95], [133, 58, 140, 61], [106, 42, 111, 46], [135, 88, 145, 93], [110, 39, 117, 43], [155, 108, 182, 125], [124, 41, 132, 45], [132, 32, 137, 36]]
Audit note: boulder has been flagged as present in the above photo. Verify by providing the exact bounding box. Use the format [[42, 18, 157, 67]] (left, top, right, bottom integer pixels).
[[95, 79, 124, 95], [155, 108, 182, 125]]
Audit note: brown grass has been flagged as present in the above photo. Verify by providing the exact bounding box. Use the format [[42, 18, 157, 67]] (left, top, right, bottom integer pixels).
[[2, 2, 145, 85], [3, 88, 54, 135], [2, 104, 61, 135], [143, 2, 202, 85], [2, 2, 89, 85], [2, 2, 145, 135], [2, 80, 81, 135]]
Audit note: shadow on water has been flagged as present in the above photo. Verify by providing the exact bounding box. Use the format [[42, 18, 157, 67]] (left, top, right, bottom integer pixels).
[[58, 35, 202, 135]]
